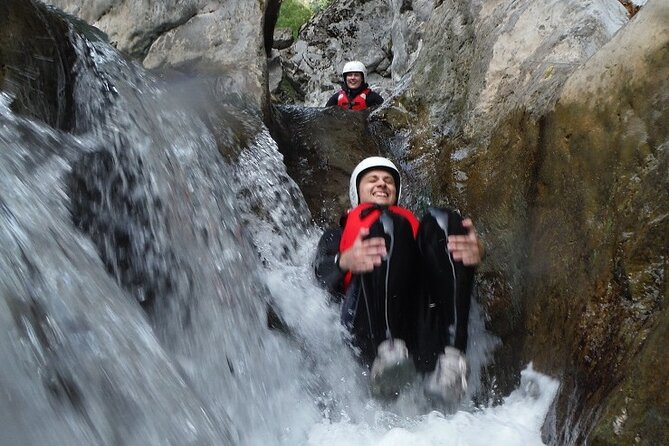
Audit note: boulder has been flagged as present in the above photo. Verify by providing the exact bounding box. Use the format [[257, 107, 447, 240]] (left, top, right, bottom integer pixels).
[[273, 27, 293, 50], [269, 105, 384, 226]]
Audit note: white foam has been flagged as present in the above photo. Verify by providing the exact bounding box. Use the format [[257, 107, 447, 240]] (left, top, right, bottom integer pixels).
[[305, 365, 559, 446]]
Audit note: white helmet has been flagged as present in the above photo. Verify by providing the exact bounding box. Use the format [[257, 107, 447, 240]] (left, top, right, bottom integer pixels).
[[342, 60, 367, 79], [349, 156, 402, 207]]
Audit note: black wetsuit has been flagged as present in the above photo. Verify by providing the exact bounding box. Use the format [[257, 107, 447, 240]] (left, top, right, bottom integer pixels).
[[314, 206, 475, 372]]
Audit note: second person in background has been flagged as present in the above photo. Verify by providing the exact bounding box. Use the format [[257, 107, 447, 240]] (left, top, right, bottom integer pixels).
[[325, 61, 383, 111]]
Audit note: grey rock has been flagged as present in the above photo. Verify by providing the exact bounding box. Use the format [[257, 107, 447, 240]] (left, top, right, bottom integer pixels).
[[400, 0, 628, 143], [47, 0, 268, 109], [268, 50, 283, 93], [273, 27, 293, 50]]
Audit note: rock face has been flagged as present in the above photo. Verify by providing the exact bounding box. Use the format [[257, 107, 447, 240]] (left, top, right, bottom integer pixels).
[[0, 0, 78, 130], [391, 0, 627, 144], [46, 0, 274, 110], [381, 0, 666, 444], [526, 4, 668, 443], [269, 105, 386, 226]]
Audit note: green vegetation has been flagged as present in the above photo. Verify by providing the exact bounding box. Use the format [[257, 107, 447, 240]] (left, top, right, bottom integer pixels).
[[276, 0, 329, 38]]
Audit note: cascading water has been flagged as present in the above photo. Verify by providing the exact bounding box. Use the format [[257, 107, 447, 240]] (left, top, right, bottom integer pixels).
[[0, 11, 560, 446]]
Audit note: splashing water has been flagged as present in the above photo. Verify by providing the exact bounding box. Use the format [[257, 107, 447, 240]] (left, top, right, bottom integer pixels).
[[0, 20, 560, 446]]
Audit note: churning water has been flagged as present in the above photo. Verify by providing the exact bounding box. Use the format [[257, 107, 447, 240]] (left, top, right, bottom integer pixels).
[[0, 24, 559, 446]]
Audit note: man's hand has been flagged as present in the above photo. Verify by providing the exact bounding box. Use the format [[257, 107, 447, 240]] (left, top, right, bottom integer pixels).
[[338, 228, 387, 273], [447, 218, 483, 266]]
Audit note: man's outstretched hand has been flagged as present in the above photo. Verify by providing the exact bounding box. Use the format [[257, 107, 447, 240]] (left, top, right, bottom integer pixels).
[[338, 228, 387, 273], [447, 218, 483, 266]]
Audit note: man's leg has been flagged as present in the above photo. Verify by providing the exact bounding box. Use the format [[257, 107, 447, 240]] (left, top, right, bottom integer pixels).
[[349, 209, 418, 397], [344, 210, 418, 360], [415, 208, 476, 403]]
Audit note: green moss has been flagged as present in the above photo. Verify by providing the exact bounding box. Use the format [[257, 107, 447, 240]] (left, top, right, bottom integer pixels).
[[276, 0, 329, 38]]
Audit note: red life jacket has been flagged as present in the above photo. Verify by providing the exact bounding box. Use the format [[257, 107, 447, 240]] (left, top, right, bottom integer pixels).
[[339, 202, 419, 290], [337, 88, 371, 111]]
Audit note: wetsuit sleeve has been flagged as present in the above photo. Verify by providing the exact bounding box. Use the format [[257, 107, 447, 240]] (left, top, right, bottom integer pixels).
[[325, 93, 339, 107], [314, 227, 345, 295], [366, 91, 384, 107]]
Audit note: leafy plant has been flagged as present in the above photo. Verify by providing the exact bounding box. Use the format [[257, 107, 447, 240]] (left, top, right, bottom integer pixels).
[[276, 0, 330, 38]]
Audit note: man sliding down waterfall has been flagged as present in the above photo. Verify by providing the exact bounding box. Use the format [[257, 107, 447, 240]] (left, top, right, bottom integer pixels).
[[314, 157, 483, 403]]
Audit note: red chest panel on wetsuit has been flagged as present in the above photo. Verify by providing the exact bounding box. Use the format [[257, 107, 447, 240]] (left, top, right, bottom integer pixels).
[[339, 203, 419, 289], [337, 88, 371, 111]]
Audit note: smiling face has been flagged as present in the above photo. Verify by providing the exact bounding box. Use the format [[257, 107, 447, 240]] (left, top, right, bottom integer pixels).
[[344, 72, 364, 90], [358, 169, 397, 206]]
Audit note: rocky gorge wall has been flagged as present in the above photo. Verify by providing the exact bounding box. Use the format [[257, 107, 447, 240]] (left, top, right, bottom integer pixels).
[[523, 6, 668, 443], [392, 1, 666, 444], [390, 2, 667, 444]]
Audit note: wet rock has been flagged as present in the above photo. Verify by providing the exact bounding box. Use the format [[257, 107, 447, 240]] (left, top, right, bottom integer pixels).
[[530, 2, 668, 443], [0, 0, 77, 130], [67, 149, 188, 310], [47, 0, 270, 110], [269, 105, 385, 226], [409, 0, 666, 443]]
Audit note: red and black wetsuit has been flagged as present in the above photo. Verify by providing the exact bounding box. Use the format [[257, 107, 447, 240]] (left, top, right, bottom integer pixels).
[[335, 87, 370, 111], [314, 205, 476, 371], [325, 83, 384, 110]]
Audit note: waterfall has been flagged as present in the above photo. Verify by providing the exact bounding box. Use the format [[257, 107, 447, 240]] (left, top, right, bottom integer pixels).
[[0, 13, 560, 446]]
